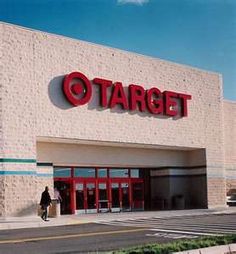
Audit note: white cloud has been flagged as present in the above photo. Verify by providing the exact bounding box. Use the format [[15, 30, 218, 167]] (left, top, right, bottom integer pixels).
[[117, 0, 149, 5]]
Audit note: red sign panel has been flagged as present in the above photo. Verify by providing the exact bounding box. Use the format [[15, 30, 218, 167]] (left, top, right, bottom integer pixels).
[[63, 71, 192, 117]]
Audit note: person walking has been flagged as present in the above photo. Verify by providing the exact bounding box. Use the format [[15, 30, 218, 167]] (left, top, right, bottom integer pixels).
[[40, 186, 52, 221]]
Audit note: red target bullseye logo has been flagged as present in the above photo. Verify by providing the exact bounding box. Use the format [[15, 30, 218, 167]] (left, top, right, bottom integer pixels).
[[63, 72, 92, 106]]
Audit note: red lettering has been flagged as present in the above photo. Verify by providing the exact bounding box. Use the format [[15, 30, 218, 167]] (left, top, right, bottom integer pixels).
[[163, 91, 178, 116], [178, 93, 192, 117], [129, 84, 146, 112], [146, 87, 163, 114], [109, 82, 128, 109], [63, 72, 92, 106], [93, 78, 112, 107], [63, 71, 192, 118]]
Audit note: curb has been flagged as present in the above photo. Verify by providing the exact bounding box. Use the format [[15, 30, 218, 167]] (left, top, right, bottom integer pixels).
[[174, 243, 236, 254]]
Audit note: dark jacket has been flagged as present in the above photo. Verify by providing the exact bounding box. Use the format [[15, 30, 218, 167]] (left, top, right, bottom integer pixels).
[[40, 190, 51, 207]]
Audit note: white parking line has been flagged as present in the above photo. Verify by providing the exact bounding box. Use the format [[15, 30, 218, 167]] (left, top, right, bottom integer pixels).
[[146, 232, 198, 239], [149, 228, 222, 236]]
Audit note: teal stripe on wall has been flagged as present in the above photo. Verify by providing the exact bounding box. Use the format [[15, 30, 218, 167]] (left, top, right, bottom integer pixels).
[[0, 171, 36, 175], [37, 173, 53, 177], [0, 158, 36, 163], [0, 171, 53, 177]]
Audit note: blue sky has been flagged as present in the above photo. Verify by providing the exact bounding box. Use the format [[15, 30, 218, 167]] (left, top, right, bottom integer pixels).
[[0, 0, 235, 100]]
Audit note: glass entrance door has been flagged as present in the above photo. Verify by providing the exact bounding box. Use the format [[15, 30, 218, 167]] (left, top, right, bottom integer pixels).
[[55, 167, 145, 214], [75, 183, 85, 214], [75, 181, 97, 214], [86, 182, 96, 213], [121, 182, 130, 211], [98, 182, 109, 212], [54, 180, 72, 215], [111, 183, 120, 212], [110, 181, 131, 212]]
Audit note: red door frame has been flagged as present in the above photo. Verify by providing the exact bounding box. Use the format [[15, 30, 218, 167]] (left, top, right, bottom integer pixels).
[[85, 180, 97, 211], [110, 178, 132, 210], [54, 168, 145, 214], [54, 177, 75, 214], [74, 178, 97, 212], [97, 179, 109, 212]]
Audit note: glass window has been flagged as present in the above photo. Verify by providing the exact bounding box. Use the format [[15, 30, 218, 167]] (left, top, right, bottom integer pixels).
[[121, 183, 130, 210], [98, 183, 108, 208], [53, 167, 71, 177], [97, 168, 107, 178], [76, 183, 84, 210], [75, 183, 83, 190], [86, 183, 96, 209], [111, 183, 120, 208], [130, 169, 142, 178], [110, 168, 129, 178], [74, 168, 95, 178]]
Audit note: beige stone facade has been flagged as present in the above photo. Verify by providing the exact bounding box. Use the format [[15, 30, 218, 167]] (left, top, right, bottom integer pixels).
[[0, 22, 235, 216], [224, 101, 236, 194]]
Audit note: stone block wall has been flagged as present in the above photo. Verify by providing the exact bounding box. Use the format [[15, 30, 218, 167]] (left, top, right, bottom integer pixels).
[[224, 101, 236, 194], [0, 21, 231, 215], [3, 175, 37, 216], [36, 164, 54, 202], [0, 160, 38, 216]]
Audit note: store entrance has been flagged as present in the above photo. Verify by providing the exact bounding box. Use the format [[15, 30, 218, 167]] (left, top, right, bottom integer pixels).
[[110, 180, 131, 212], [75, 181, 97, 213], [54, 180, 72, 215], [54, 167, 145, 214]]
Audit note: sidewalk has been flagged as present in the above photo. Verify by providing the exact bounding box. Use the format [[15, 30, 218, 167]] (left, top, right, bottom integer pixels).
[[0, 207, 236, 231]]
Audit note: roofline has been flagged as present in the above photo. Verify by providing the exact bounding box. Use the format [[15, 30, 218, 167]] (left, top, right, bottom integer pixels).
[[0, 21, 222, 77], [224, 99, 236, 104]]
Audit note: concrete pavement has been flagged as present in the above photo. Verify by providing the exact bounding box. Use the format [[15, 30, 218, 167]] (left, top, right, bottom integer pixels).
[[0, 207, 236, 230]]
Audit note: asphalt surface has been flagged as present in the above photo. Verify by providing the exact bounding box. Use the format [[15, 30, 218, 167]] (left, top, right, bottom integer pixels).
[[0, 223, 168, 253], [98, 213, 236, 235], [0, 213, 235, 254]]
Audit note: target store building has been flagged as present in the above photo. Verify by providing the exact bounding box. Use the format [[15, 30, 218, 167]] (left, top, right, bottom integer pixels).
[[0, 22, 235, 217]]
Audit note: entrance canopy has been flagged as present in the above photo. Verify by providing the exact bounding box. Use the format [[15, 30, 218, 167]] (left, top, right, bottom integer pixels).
[[37, 139, 207, 214]]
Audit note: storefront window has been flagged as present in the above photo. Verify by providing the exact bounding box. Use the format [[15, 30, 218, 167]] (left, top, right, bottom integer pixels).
[[110, 168, 129, 178], [53, 167, 71, 177], [121, 183, 130, 210], [53, 165, 146, 214], [98, 183, 108, 209], [74, 168, 96, 178], [97, 168, 107, 178], [86, 183, 96, 209], [111, 183, 119, 208], [76, 183, 84, 210], [130, 169, 142, 178]]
